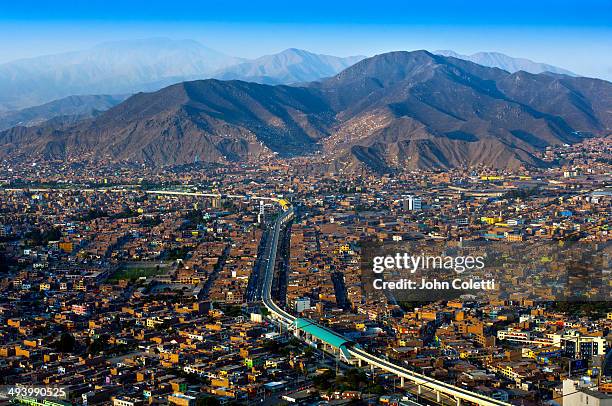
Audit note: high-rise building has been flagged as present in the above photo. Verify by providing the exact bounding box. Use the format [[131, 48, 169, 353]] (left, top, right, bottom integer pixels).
[[407, 195, 422, 211], [258, 200, 265, 224]]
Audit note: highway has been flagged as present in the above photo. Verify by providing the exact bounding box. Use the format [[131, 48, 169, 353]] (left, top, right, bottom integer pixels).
[[261, 208, 296, 324], [261, 207, 512, 406]]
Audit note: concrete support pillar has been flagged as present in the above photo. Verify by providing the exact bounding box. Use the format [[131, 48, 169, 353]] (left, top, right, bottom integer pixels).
[[400, 376, 405, 387], [456, 398, 461, 406], [436, 391, 441, 403], [417, 385, 422, 395], [357, 358, 362, 367]]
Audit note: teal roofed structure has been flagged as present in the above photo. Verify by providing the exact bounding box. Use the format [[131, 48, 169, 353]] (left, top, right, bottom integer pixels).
[[293, 318, 354, 360]]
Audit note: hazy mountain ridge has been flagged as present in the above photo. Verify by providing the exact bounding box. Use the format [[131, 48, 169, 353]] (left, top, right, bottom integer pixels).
[[0, 39, 364, 111], [0, 94, 129, 131], [213, 48, 365, 84], [0, 38, 244, 111], [1, 50, 609, 172], [435, 50, 577, 76]]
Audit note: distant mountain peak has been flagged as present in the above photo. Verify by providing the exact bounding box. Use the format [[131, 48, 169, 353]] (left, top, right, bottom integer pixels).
[[0, 40, 365, 111], [280, 47, 309, 55], [0, 38, 243, 111], [93, 37, 202, 48], [434, 50, 576, 76], [326, 50, 439, 86], [213, 49, 365, 85]]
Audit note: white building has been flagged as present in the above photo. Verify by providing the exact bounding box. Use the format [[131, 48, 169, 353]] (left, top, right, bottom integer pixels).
[[496, 328, 560, 346], [561, 331, 607, 359], [407, 195, 422, 211], [294, 297, 311, 313], [563, 378, 612, 406]]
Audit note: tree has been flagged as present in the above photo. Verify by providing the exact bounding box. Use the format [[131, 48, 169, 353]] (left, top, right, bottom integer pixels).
[[26, 227, 63, 246], [55, 332, 76, 353], [338, 368, 368, 390], [303, 346, 315, 359], [313, 369, 336, 390], [224, 305, 242, 318], [87, 334, 109, 355], [195, 396, 220, 406], [368, 384, 385, 395], [0, 253, 14, 273]]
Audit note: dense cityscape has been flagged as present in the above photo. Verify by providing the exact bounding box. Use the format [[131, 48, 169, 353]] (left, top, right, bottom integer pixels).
[[0, 136, 610, 406]]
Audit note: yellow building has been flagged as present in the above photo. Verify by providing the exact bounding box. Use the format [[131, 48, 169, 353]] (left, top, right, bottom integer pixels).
[[59, 242, 73, 253], [481, 216, 503, 225], [168, 394, 196, 406]]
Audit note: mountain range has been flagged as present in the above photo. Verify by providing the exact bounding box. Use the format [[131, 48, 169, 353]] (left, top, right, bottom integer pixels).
[[214, 48, 364, 85], [0, 38, 581, 114], [435, 50, 576, 76], [0, 39, 241, 111], [1, 50, 609, 173], [0, 94, 130, 131], [0, 39, 364, 111]]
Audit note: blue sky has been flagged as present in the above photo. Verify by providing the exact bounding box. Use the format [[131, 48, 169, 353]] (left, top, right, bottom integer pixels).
[[1, 0, 611, 79]]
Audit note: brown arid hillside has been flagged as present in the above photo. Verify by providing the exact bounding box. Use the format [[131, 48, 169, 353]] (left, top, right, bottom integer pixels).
[[1, 50, 610, 172]]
